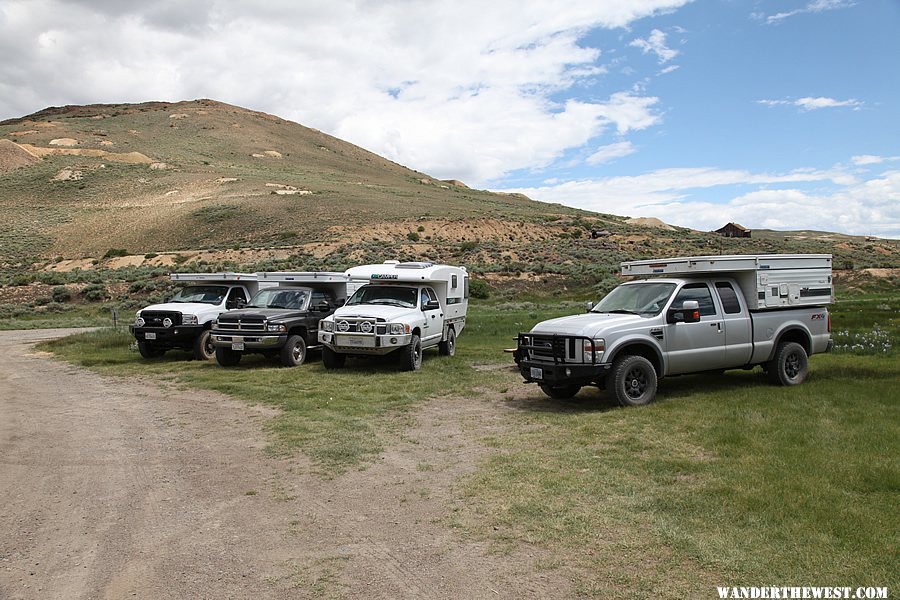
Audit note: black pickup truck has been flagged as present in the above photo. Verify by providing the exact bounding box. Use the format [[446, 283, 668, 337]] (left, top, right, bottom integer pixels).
[[211, 286, 341, 367]]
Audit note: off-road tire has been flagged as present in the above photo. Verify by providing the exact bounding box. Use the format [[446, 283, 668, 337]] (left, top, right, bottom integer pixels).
[[137, 340, 165, 359], [280, 334, 307, 367], [322, 346, 346, 369], [400, 335, 423, 371], [438, 327, 456, 356], [215, 346, 242, 367], [766, 341, 808, 386], [538, 384, 581, 399], [610, 355, 658, 407], [192, 329, 216, 361]]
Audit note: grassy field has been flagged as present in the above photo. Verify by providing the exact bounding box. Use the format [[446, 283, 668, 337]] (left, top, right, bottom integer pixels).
[[36, 296, 899, 595]]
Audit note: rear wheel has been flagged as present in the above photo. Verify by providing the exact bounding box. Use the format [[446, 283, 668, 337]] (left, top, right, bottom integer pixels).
[[138, 340, 165, 359], [538, 384, 581, 399], [192, 329, 216, 361], [322, 346, 346, 369], [438, 327, 456, 356], [610, 355, 657, 407], [280, 334, 307, 367], [399, 335, 422, 371], [215, 346, 242, 367], [767, 342, 808, 386]]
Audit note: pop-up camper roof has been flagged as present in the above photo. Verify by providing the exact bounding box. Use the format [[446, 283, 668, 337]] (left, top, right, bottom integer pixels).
[[345, 261, 467, 284], [170, 272, 258, 282], [258, 272, 349, 284], [620, 254, 833, 309]]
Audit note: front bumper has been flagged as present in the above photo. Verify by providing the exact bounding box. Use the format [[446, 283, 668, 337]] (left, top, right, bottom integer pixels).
[[130, 324, 204, 348], [211, 332, 287, 350], [318, 331, 412, 355], [516, 359, 611, 386]]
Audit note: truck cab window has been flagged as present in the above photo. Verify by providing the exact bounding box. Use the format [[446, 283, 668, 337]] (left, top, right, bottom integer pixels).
[[715, 282, 742, 314], [672, 283, 717, 316], [226, 287, 247, 309]]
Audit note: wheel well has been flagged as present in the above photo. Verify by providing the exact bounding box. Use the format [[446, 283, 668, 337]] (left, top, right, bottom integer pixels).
[[609, 343, 662, 376], [775, 328, 811, 355], [412, 327, 421, 338]]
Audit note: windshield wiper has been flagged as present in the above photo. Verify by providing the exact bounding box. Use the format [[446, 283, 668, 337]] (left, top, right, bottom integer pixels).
[[267, 304, 287, 309], [606, 309, 639, 315]]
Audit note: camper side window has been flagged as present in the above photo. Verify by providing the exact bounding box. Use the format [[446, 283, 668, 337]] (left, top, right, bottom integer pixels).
[[451, 274, 458, 289], [464, 276, 469, 299]]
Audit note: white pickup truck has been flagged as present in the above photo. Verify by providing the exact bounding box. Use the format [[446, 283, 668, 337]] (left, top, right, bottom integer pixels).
[[318, 261, 469, 370], [130, 273, 269, 360], [516, 254, 834, 405]]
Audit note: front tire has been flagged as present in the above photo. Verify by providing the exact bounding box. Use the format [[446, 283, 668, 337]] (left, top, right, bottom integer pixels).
[[280, 334, 307, 367], [322, 346, 346, 369], [767, 342, 808, 386], [399, 334, 422, 371], [538, 384, 581, 399], [438, 327, 456, 356], [138, 340, 165, 359], [215, 346, 242, 367], [192, 329, 216, 361], [610, 355, 657, 407]]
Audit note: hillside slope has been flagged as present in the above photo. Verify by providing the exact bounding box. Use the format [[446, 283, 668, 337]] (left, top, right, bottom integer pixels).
[[1, 99, 896, 283]]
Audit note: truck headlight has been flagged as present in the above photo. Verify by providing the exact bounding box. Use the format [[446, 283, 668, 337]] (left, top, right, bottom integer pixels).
[[320, 320, 334, 332], [389, 323, 409, 335], [181, 314, 199, 325], [135, 316, 145, 327], [583, 338, 605, 363], [211, 320, 219, 330], [267, 324, 287, 332]]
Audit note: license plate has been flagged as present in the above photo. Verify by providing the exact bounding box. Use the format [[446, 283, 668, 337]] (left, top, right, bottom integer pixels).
[[145, 332, 156, 340], [231, 342, 245, 351], [530, 367, 543, 379], [345, 336, 364, 347]]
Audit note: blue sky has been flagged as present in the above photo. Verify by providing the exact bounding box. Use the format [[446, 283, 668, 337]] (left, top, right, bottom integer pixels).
[[1, 0, 898, 237]]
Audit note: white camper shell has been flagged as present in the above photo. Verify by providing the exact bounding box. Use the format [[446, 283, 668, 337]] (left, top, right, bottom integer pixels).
[[131, 272, 273, 360], [318, 261, 469, 371], [621, 254, 833, 310]]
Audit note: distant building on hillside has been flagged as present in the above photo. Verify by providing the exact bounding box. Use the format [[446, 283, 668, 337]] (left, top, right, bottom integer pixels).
[[715, 222, 751, 238]]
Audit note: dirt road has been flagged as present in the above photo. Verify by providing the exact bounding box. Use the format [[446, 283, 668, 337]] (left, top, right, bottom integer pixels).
[[0, 329, 568, 599]]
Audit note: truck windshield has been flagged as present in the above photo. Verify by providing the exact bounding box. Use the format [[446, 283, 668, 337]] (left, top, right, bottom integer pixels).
[[346, 285, 417, 308], [592, 282, 676, 316], [246, 288, 310, 310], [169, 285, 229, 305]]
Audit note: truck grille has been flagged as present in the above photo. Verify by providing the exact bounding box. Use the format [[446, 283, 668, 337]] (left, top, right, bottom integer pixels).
[[141, 311, 182, 327], [335, 318, 387, 335], [216, 316, 266, 332], [517, 333, 598, 364]]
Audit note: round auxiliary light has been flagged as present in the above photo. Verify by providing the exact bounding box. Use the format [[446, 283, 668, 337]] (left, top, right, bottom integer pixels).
[[135, 317, 145, 327], [390, 337, 397, 345], [359, 321, 373, 334], [337, 320, 350, 333], [162, 317, 173, 328]]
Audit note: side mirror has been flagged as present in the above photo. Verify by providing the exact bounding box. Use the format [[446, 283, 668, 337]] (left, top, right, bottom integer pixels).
[[424, 300, 441, 311], [585, 301, 594, 313], [668, 300, 701, 324], [227, 297, 245, 309]]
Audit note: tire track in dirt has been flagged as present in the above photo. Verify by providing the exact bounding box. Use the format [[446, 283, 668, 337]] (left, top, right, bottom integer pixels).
[[0, 329, 570, 599]]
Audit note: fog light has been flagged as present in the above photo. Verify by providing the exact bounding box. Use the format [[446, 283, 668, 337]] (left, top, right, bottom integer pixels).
[[390, 337, 397, 344], [565, 368, 572, 377]]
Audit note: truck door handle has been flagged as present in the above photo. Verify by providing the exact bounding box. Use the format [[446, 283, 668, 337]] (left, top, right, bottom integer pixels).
[[710, 322, 722, 332]]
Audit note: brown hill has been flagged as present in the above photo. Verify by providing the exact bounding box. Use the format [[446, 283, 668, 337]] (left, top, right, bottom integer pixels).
[[0, 139, 40, 172], [0, 99, 896, 279]]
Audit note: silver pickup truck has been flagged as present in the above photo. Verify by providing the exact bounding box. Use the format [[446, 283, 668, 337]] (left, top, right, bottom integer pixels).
[[515, 255, 834, 406]]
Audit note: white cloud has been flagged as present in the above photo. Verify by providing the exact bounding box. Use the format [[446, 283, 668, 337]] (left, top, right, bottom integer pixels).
[[659, 65, 680, 75], [763, 0, 855, 24], [495, 163, 900, 238], [0, 0, 691, 186], [629, 29, 679, 63], [586, 141, 636, 164], [758, 97, 863, 111], [852, 155, 900, 166]]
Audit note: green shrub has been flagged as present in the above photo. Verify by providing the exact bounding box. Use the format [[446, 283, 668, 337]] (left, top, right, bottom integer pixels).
[[407, 232, 420, 242], [459, 241, 478, 252], [144, 252, 158, 259], [103, 248, 128, 259], [417, 225, 425, 232], [82, 283, 107, 302], [469, 278, 492, 299], [51, 286, 72, 303]]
